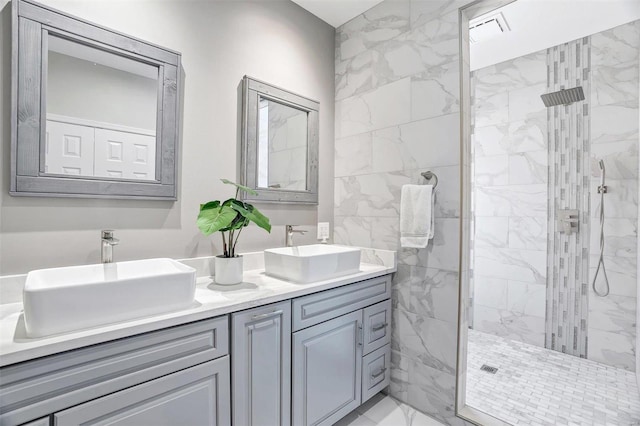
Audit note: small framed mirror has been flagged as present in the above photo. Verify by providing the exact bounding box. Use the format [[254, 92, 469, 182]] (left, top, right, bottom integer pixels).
[[240, 76, 319, 204], [10, 0, 181, 200]]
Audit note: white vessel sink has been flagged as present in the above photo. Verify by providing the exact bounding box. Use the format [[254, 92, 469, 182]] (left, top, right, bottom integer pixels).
[[264, 244, 361, 283], [23, 258, 196, 338]]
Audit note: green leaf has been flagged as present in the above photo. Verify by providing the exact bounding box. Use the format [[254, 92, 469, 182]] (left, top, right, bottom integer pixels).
[[230, 201, 271, 233], [197, 204, 237, 236], [221, 179, 258, 196]]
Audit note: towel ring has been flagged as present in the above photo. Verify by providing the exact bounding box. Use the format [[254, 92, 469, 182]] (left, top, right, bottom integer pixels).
[[421, 171, 438, 188]]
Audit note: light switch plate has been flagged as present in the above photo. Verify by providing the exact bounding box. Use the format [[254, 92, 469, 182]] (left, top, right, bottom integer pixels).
[[317, 222, 330, 242]]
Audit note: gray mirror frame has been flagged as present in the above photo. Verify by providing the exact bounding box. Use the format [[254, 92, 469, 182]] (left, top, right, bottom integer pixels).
[[240, 76, 319, 205], [10, 0, 182, 200]]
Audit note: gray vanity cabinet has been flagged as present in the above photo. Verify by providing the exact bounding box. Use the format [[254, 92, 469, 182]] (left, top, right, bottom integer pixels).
[[291, 274, 392, 426], [231, 301, 291, 426], [292, 310, 363, 426], [0, 316, 230, 426], [54, 357, 230, 426]]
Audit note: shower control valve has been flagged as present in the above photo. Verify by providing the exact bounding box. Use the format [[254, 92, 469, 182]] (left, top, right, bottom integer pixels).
[[557, 209, 579, 234]]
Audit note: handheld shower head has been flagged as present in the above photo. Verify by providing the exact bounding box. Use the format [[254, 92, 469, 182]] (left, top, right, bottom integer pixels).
[[599, 159, 605, 171]]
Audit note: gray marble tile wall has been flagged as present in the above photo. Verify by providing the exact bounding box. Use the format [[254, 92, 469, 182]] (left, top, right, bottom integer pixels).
[[587, 20, 640, 372], [334, 0, 471, 424], [470, 50, 549, 348]]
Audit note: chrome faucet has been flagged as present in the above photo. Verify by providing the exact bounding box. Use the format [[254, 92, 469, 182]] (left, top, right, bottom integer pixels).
[[101, 230, 119, 263], [285, 225, 307, 247]]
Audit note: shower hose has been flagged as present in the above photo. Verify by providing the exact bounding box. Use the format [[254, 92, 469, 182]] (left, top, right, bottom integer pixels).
[[591, 186, 610, 297]]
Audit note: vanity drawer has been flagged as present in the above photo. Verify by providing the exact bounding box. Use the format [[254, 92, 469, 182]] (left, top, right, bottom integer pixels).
[[292, 274, 392, 332], [0, 316, 229, 426], [361, 344, 391, 404], [362, 299, 391, 355]]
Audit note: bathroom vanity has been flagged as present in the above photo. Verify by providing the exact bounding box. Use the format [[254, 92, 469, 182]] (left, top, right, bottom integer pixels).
[[0, 251, 395, 426]]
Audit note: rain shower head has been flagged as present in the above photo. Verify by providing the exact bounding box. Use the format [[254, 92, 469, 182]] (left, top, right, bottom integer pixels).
[[540, 87, 585, 107]]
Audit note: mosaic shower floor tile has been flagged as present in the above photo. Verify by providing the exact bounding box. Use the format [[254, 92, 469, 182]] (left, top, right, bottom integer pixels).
[[467, 330, 640, 425]]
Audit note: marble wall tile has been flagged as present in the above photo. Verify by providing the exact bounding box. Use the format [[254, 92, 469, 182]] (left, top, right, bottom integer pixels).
[[508, 217, 547, 250], [474, 91, 508, 128], [507, 83, 547, 122], [336, 78, 412, 139], [371, 113, 461, 173], [409, 0, 468, 30], [588, 328, 636, 371], [591, 102, 639, 144], [406, 361, 466, 426], [473, 305, 545, 347], [589, 217, 637, 258], [337, 0, 411, 61], [590, 139, 638, 180], [334, 215, 401, 251], [409, 267, 460, 324], [334, 172, 411, 217], [589, 255, 637, 298], [506, 281, 546, 318], [399, 218, 460, 271], [474, 118, 546, 157], [335, 132, 373, 177], [508, 151, 547, 185], [473, 274, 508, 310], [591, 20, 640, 68], [473, 155, 508, 186], [591, 59, 639, 107], [474, 184, 547, 217], [473, 247, 546, 284], [400, 10, 459, 68], [392, 308, 457, 374], [336, 50, 376, 101], [590, 178, 638, 219], [473, 50, 547, 98], [411, 61, 460, 121], [589, 294, 636, 336], [474, 216, 509, 248]]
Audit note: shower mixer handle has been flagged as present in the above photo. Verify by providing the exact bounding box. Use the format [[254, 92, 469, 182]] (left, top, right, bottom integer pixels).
[[557, 209, 579, 234]]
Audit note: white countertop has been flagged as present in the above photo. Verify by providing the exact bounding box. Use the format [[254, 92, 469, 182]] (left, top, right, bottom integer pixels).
[[0, 249, 396, 367]]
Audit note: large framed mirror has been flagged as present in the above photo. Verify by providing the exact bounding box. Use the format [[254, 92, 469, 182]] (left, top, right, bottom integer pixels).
[[240, 76, 319, 204], [10, 0, 181, 200]]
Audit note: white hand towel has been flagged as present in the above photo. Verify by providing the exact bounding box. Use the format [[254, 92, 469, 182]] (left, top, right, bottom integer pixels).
[[400, 184, 434, 248]]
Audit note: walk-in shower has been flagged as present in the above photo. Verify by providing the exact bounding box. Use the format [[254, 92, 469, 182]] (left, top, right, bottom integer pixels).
[[459, 0, 640, 423]]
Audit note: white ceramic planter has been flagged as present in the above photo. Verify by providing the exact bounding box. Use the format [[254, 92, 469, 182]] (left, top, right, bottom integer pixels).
[[214, 255, 243, 285]]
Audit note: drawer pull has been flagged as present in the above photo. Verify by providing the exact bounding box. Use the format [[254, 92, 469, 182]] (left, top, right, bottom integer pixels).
[[252, 310, 284, 321], [371, 323, 388, 332], [371, 367, 387, 379]]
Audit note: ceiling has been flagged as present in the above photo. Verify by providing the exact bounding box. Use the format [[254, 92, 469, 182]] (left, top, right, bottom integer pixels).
[[291, 0, 385, 27], [471, 0, 640, 70]]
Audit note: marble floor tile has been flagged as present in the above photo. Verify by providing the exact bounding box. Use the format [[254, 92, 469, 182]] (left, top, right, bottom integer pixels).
[[466, 330, 640, 425], [335, 394, 446, 426]]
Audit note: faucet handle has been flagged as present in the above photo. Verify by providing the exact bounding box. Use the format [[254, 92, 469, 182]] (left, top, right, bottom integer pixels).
[[101, 230, 119, 244]]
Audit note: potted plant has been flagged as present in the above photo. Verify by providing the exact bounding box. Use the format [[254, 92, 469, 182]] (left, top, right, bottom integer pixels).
[[197, 179, 271, 285]]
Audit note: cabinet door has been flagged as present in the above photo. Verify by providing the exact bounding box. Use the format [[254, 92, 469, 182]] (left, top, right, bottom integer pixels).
[[292, 310, 363, 426], [232, 301, 291, 426], [54, 357, 230, 426]]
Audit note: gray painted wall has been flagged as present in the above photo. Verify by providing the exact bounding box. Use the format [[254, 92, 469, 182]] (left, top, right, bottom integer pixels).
[[0, 0, 335, 275]]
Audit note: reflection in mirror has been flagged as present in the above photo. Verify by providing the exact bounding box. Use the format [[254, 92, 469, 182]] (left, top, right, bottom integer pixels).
[[257, 97, 308, 191], [45, 35, 159, 181]]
